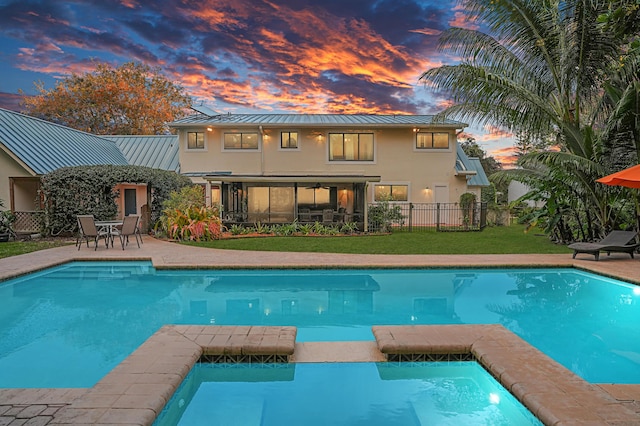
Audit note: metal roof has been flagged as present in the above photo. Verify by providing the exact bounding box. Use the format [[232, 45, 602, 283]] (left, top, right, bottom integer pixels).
[[456, 145, 490, 186], [170, 113, 467, 128], [102, 135, 180, 173], [467, 157, 491, 186], [0, 108, 129, 175]]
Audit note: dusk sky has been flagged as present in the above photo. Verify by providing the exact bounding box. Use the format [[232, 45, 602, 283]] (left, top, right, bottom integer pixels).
[[0, 0, 516, 163]]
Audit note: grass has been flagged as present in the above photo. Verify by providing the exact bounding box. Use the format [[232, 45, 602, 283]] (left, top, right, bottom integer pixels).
[[0, 239, 72, 259], [183, 225, 570, 255]]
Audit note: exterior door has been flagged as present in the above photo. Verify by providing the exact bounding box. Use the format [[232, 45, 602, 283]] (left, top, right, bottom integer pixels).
[[124, 189, 137, 216]]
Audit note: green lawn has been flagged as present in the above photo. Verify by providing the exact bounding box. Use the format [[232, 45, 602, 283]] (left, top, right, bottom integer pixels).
[[184, 225, 570, 255], [0, 239, 72, 259]]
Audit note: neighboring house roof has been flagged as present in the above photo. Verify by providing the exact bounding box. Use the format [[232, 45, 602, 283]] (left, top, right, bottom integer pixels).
[[0, 108, 129, 175], [456, 145, 490, 187], [102, 135, 179, 173], [170, 113, 467, 128]]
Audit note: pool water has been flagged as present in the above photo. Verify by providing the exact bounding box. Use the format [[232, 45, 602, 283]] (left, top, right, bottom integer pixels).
[[153, 362, 542, 426], [1, 261, 640, 387]]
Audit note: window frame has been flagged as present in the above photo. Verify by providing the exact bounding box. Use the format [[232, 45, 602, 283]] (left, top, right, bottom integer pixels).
[[186, 131, 206, 151], [328, 132, 375, 162], [373, 183, 410, 202], [279, 130, 300, 151], [222, 131, 261, 151], [414, 131, 451, 151]]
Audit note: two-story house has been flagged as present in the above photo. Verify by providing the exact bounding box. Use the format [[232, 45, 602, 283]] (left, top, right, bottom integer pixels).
[[170, 111, 486, 228]]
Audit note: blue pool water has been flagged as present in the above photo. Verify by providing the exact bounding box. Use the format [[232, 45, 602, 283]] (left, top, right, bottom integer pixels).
[[1, 261, 640, 387], [154, 362, 542, 426]]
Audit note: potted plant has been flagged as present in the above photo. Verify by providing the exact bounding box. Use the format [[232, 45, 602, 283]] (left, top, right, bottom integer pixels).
[[0, 199, 16, 242]]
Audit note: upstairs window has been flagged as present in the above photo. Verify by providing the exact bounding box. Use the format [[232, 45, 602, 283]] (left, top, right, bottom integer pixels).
[[416, 132, 449, 149], [187, 132, 204, 149], [224, 132, 259, 150], [329, 133, 374, 161], [281, 131, 298, 149], [374, 184, 408, 201]]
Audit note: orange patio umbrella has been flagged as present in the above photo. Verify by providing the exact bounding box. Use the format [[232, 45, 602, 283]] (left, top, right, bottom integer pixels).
[[596, 164, 640, 188], [597, 164, 640, 231]]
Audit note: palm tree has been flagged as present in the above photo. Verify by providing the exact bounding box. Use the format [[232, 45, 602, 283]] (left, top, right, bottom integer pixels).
[[421, 0, 639, 240]]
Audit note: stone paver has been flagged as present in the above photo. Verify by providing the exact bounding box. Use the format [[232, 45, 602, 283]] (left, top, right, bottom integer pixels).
[[2, 236, 640, 425]]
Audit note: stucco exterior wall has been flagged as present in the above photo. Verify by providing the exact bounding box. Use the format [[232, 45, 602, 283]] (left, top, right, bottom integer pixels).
[[178, 126, 469, 204], [0, 149, 33, 208]]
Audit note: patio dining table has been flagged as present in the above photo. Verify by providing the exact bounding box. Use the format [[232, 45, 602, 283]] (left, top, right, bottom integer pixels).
[[95, 220, 123, 247]]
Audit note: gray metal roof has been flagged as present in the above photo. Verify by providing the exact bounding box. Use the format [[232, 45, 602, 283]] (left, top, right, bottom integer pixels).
[[170, 113, 467, 128], [102, 135, 180, 173], [0, 108, 129, 175], [456, 145, 490, 187]]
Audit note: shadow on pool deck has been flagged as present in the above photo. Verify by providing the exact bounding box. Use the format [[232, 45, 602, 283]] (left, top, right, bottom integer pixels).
[[1, 236, 640, 424]]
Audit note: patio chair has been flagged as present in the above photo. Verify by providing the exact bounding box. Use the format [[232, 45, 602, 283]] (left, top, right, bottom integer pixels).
[[111, 215, 141, 250], [568, 230, 640, 260], [322, 209, 334, 225], [298, 208, 312, 223], [76, 215, 110, 251]]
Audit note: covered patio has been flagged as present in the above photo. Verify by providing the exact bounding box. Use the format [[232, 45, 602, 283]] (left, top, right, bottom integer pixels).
[[203, 174, 381, 230]]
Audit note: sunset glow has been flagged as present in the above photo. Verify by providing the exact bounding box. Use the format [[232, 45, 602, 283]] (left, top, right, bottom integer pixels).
[[0, 0, 517, 159]]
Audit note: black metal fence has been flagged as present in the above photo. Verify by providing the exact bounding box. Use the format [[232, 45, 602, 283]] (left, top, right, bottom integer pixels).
[[367, 202, 487, 232]]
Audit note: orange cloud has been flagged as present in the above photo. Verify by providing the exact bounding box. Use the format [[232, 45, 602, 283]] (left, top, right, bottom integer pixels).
[[448, 11, 479, 31], [409, 28, 442, 36]]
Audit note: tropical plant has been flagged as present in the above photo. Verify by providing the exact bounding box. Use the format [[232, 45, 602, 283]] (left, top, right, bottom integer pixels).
[[312, 221, 327, 234], [339, 221, 359, 235], [160, 206, 223, 241], [0, 199, 16, 241], [271, 222, 299, 236], [228, 224, 247, 235], [420, 0, 640, 241], [298, 223, 313, 235], [253, 221, 272, 234]]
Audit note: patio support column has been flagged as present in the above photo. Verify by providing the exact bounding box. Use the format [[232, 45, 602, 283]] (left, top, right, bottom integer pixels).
[[363, 182, 369, 232], [205, 181, 212, 207]]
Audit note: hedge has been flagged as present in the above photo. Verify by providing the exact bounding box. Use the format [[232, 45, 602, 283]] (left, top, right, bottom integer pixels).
[[40, 165, 192, 236]]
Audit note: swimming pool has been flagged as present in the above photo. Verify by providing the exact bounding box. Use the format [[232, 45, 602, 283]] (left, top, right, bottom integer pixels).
[[153, 362, 542, 426], [1, 261, 639, 387]]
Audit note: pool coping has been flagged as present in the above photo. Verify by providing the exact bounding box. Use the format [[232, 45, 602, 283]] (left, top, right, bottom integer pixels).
[[3, 324, 638, 425], [2, 237, 640, 424]]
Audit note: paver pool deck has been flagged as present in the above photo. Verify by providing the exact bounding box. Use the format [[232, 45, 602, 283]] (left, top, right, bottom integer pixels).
[[1, 236, 640, 425]]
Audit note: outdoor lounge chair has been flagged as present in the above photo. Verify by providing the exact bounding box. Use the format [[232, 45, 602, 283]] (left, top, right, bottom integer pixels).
[[111, 215, 141, 250], [76, 215, 110, 250], [568, 230, 640, 260]]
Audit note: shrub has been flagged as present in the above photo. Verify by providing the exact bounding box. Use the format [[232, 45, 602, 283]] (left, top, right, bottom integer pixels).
[[156, 186, 222, 241], [40, 165, 192, 236], [162, 206, 223, 241], [340, 221, 358, 235], [460, 192, 477, 228], [162, 185, 207, 212], [368, 197, 404, 233]]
